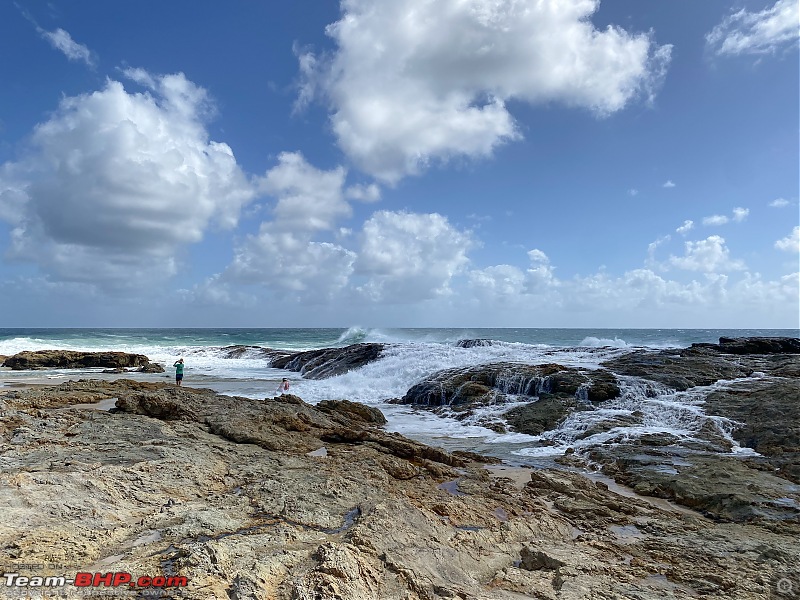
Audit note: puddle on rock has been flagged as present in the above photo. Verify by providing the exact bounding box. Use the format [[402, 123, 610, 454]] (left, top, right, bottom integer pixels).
[[609, 524, 645, 544], [61, 397, 119, 411], [438, 479, 467, 496]]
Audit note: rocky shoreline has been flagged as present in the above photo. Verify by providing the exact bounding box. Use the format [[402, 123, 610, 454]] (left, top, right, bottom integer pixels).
[[0, 337, 798, 598]]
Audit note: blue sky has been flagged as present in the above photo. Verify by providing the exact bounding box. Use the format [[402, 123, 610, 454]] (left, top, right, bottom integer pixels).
[[0, 0, 797, 328]]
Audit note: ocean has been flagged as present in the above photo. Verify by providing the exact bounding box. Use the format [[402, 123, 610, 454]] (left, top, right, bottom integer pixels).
[[1, 327, 795, 466]]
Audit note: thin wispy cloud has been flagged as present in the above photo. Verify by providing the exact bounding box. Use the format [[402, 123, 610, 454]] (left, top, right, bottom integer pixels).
[[770, 198, 790, 208], [703, 214, 729, 226], [663, 180, 676, 188], [703, 207, 750, 226], [676, 220, 694, 235], [39, 27, 95, 67], [706, 0, 799, 57], [17, 6, 96, 68]]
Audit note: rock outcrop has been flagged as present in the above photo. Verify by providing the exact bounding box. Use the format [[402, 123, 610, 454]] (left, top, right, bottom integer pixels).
[[601, 336, 799, 391], [269, 343, 385, 379], [583, 336, 800, 524], [3, 350, 152, 370], [398, 362, 620, 409], [0, 380, 800, 600], [1, 378, 798, 599]]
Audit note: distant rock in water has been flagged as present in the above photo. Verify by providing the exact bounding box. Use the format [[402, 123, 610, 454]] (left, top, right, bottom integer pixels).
[[3, 350, 151, 370], [219, 345, 285, 360], [455, 339, 494, 348], [269, 343, 385, 379], [399, 362, 620, 408], [603, 336, 800, 391], [698, 336, 800, 355]]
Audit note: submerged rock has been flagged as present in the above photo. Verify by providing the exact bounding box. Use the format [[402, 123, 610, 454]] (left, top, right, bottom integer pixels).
[[456, 338, 494, 348]]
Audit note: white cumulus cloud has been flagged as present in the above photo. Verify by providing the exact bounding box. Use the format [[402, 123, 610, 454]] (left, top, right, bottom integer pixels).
[[770, 198, 790, 208], [258, 152, 351, 231], [667, 236, 746, 272], [706, 0, 799, 57], [732, 207, 749, 222], [226, 153, 358, 300], [676, 220, 694, 235], [0, 72, 255, 290], [355, 211, 473, 302], [299, 0, 672, 183], [663, 180, 676, 188], [226, 226, 357, 300], [775, 226, 800, 253]]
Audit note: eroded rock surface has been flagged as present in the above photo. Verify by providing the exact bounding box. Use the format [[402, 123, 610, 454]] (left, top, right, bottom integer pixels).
[[1, 379, 798, 599]]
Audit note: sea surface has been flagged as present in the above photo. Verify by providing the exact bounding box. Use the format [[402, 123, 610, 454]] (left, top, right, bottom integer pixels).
[[1, 327, 796, 465]]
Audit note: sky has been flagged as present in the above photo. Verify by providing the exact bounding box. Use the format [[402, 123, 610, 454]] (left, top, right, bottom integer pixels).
[[0, 0, 797, 328]]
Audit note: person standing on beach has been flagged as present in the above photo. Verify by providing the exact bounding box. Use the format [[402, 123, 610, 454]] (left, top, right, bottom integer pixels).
[[174, 358, 184, 386], [276, 377, 289, 395]]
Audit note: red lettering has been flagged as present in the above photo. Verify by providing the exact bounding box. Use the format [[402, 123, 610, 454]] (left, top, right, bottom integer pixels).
[[137, 576, 151, 588], [93, 572, 114, 587], [113, 572, 131, 586], [74, 573, 93, 587], [151, 576, 166, 587], [168, 576, 188, 587]]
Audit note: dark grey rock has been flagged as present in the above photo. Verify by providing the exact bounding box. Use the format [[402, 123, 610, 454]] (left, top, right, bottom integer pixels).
[[269, 343, 385, 379]]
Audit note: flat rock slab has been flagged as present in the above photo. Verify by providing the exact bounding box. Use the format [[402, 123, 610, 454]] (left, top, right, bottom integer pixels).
[[3, 350, 152, 370]]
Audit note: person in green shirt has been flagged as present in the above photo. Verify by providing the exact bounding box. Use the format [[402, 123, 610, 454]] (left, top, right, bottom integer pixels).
[[173, 358, 184, 386]]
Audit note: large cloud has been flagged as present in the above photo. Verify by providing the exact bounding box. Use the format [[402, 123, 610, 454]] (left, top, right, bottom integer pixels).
[[355, 211, 473, 301], [0, 71, 255, 290], [706, 0, 799, 57], [226, 153, 357, 300], [300, 0, 672, 183], [259, 152, 351, 231]]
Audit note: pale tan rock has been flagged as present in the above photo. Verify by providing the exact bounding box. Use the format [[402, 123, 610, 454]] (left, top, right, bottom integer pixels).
[[0, 379, 798, 599]]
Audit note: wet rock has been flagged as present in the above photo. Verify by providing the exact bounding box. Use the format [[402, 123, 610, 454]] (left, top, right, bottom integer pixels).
[[138, 363, 165, 373], [269, 343, 385, 379], [702, 377, 800, 483], [603, 337, 800, 391], [399, 362, 620, 408], [590, 448, 800, 522], [715, 336, 800, 355], [504, 394, 573, 436], [602, 349, 753, 391], [3, 350, 152, 370]]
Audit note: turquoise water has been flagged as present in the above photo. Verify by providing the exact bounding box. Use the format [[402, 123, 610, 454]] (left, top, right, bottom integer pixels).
[[0, 326, 794, 352]]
